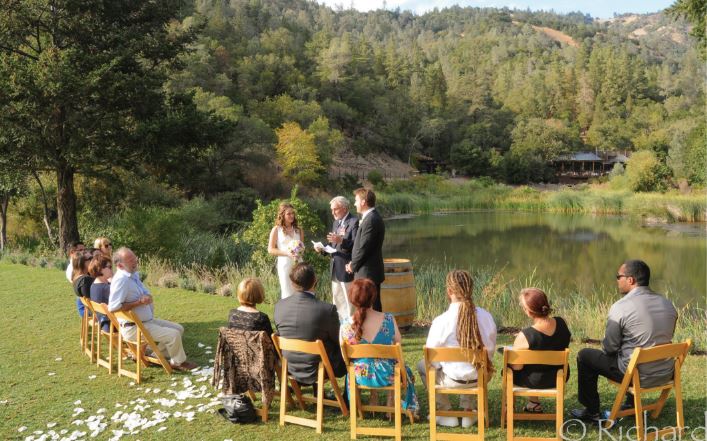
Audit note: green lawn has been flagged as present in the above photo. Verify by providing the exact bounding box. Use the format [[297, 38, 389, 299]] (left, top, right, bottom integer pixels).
[[1, 262, 704, 440]]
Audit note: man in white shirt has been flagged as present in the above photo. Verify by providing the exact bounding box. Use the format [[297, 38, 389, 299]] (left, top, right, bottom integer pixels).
[[108, 247, 197, 371], [417, 269, 497, 428]]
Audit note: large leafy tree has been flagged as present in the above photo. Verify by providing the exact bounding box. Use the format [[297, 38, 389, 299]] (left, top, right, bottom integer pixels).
[[0, 0, 227, 251]]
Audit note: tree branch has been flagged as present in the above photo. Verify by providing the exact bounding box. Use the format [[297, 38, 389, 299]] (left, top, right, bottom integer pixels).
[[0, 45, 39, 60]]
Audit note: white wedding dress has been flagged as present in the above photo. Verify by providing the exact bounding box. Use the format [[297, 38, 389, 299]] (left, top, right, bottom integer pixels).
[[276, 227, 299, 299]]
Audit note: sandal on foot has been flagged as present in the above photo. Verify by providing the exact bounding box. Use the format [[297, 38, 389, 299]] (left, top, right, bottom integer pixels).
[[524, 401, 543, 413]]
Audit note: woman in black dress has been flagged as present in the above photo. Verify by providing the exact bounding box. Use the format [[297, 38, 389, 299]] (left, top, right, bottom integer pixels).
[[89, 255, 113, 333], [509, 287, 571, 413], [228, 278, 273, 337]]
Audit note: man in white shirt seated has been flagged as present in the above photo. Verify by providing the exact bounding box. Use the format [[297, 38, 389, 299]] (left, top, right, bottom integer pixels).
[[417, 269, 497, 428], [108, 247, 197, 372]]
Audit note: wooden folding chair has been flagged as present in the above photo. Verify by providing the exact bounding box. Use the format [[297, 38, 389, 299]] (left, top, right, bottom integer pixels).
[[89, 300, 117, 374], [603, 340, 691, 441], [341, 342, 415, 441], [213, 328, 290, 422], [500, 348, 570, 441], [272, 334, 348, 434], [424, 347, 489, 441], [79, 297, 96, 362], [113, 310, 173, 384]]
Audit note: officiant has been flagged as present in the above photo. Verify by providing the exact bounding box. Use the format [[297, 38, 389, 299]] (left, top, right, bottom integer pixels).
[[314, 196, 358, 320]]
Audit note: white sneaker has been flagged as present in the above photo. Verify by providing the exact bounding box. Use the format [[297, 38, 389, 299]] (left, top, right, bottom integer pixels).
[[436, 416, 459, 427], [461, 416, 477, 428]]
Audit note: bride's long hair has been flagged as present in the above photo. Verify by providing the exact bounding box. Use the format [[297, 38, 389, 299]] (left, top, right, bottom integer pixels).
[[275, 202, 299, 230]]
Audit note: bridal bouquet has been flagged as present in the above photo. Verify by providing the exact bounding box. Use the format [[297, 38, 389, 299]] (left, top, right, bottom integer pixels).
[[286, 239, 305, 261]]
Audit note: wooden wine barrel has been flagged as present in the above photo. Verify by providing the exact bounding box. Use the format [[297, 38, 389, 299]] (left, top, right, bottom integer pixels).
[[380, 258, 416, 330]]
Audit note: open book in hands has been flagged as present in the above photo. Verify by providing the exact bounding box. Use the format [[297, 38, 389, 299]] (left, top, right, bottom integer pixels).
[[311, 241, 337, 254]]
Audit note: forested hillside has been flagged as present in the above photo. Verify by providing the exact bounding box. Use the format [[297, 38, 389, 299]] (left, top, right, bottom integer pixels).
[[167, 0, 704, 191]]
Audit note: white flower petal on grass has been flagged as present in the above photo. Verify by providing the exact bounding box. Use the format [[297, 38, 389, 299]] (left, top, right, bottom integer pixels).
[[18, 426, 27, 432], [72, 419, 84, 426], [73, 407, 84, 416], [48, 372, 56, 376], [74, 400, 82, 405], [128, 382, 135, 386], [197, 342, 205, 348], [96, 408, 106, 414], [87, 375, 96, 380], [152, 388, 160, 394], [205, 346, 212, 350], [55, 357, 62, 362], [59, 429, 67, 435], [208, 359, 214, 363], [158, 427, 167, 432], [46, 423, 56, 428]]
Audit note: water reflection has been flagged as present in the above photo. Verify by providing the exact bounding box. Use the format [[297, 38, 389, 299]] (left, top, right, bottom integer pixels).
[[383, 211, 706, 305]]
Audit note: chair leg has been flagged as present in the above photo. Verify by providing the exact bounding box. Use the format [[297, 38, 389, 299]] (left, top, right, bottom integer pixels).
[[674, 379, 685, 434], [556, 387, 564, 440], [651, 388, 671, 419], [428, 369, 436, 441], [394, 367, 401, 441], [506, 371, 515, 441], [634, 390, 645, 441], [280, 359, 288, 426], [501, 370, 507, 428], [316, 364, 325, 434], [478, 390, 485, 440], [349, 367, 357, 439]]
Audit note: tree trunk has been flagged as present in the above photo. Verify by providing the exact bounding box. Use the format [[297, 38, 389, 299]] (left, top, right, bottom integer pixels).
[[0, 193, 8, 251], [56, 161, 80, 253], [31, 170, 57, 247]]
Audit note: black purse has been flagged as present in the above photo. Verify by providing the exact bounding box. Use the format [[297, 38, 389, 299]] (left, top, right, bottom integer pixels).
[[218, 393, 257, 424]]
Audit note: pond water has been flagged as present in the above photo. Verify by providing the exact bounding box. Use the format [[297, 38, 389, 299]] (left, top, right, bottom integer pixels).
[[383, 211, 706, 305]]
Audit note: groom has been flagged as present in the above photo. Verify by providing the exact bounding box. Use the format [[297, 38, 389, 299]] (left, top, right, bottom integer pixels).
[[346, 188, 385, 312]]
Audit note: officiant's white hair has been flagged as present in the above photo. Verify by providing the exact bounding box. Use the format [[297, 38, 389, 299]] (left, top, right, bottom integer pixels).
[[330, 195, 350, 209]]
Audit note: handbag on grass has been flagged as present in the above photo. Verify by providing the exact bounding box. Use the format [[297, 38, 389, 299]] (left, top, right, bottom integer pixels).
[[218, 393, 257, 424]]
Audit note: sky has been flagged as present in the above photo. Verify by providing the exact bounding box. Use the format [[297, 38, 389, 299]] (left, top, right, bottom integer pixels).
[[316, 0, 676, 19]]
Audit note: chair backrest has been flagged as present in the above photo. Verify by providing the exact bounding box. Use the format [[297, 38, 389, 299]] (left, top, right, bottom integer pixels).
[[626, 340, 692, 377], [272, 335, 338, 384], [503, 349, 569, 366], [215, 328, 276, 401], [341, 342, 407, 385], [424, 346, 489, 383]]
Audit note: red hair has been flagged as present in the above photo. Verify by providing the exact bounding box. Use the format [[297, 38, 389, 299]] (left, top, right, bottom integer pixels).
[[520, 287, 552, 318], [348, 279, 378, 342]]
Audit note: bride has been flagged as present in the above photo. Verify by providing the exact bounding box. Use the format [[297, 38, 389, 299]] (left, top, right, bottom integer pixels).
[[268, 202, 305, 299]]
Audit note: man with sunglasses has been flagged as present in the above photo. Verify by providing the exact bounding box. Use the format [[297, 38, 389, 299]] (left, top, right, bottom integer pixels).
[[571, 260, 677, 423]]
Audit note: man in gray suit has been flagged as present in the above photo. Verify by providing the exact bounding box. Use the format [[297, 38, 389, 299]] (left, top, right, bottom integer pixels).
[[274, 263, 346, 386], [571, 259, 677, 422]]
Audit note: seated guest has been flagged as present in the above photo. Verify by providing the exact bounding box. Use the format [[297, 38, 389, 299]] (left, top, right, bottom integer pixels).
[[72, 253, 94, 317], [65, 241, 86, 282], [108, 247, 197, 371], [89, 255, 113, 333], [228, 277, 273, 338], [417, 269, 497, 428], [93, 237, 113, 259], [274, 263, 346, 387], [571, 260, 677, 422], [508, 288, 571, 413], [340, 279, 419, 415]]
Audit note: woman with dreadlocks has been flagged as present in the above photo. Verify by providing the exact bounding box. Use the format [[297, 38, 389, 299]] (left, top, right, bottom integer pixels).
[[417, 269, 497, 428]]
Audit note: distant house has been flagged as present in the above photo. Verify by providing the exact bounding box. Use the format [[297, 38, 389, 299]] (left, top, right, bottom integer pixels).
[[552, 151, 629, 182]]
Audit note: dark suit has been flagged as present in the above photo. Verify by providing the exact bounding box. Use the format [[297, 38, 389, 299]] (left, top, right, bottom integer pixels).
[[274, 291, 346, 384], [350, 208, 385, 311], [328, 212, 358, 283]]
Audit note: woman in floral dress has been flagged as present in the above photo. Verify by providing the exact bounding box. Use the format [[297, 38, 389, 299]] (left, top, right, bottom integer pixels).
[[340, 279, 419, 414]]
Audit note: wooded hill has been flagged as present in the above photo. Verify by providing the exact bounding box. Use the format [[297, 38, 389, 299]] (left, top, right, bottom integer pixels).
[[168, 0, 704, 191]]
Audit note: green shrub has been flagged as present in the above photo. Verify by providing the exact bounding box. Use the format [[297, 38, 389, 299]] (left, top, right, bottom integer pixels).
[[625, 150, 670, 192], [240, 186, 326, 271], [179, 277, 197, 291], [53, 260, 66, 271], [367, 169, 385, 188], [199, 280, 216, 294], [38, 258, 48, 268]]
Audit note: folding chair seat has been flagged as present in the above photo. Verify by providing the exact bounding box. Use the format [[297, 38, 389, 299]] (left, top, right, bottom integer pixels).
[[213, 328, 279, 422], [112, 310, 172, 384], [272, 334, 348, 434], [423, 347, 489, 441], [500, 348, 569, 441], [79, 297, 96, 362], [603, 340, 691, 441], [341, 342, 414, 441], [89, 300, 118, 374]]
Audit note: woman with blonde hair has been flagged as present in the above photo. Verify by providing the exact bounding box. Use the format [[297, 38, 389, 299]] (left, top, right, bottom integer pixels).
[[93, 237, 113, 259], [267, 203, 304, 299], [228, 278, 273, 337], [417, 269, 497, 428]]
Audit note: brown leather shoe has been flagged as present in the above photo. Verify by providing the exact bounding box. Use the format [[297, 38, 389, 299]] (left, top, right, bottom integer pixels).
[[171, 361, 198, 371]]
